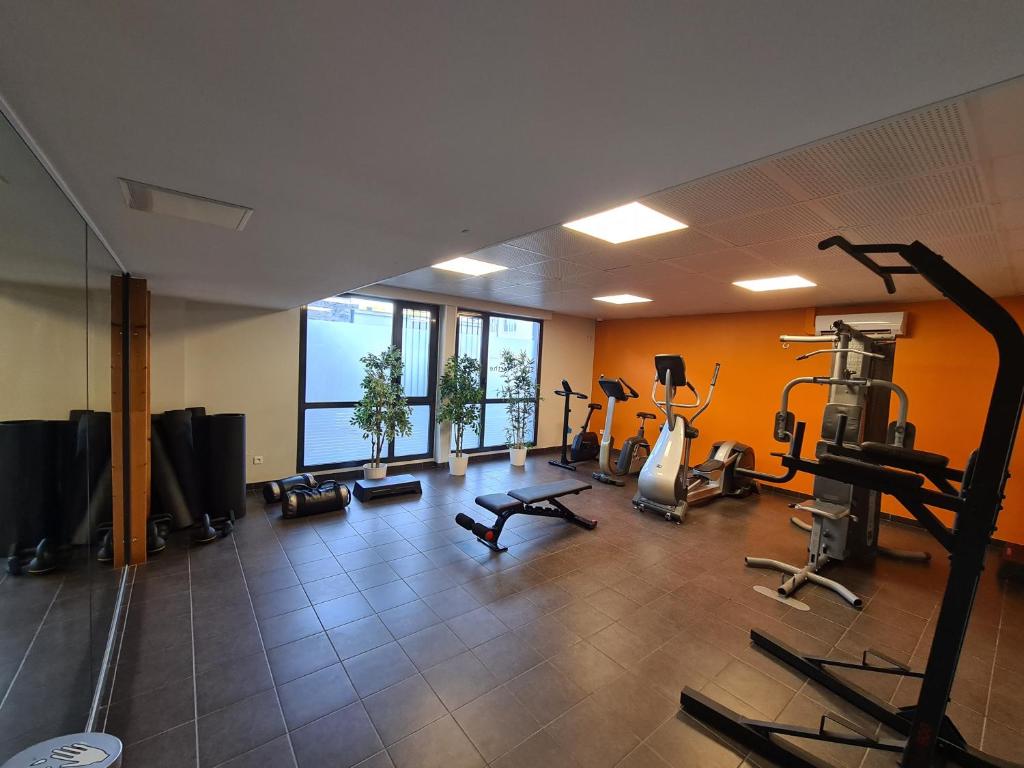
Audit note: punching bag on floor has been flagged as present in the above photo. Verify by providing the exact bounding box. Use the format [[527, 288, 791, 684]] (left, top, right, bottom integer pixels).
[[0, 420, 56, 560], [151, 424, 195, 530], [206, 413, 247, 520]]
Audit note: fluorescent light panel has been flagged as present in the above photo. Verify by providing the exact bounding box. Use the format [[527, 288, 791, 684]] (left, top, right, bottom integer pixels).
[[733, 275, 816, 292], [432, 256, 507, 276], [119, 178, 252, 230], [563, 202, 686, 244], [593, 294, 652, 305]]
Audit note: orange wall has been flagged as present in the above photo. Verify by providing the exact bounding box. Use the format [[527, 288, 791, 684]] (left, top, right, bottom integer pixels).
[[591, 296, 1024, 545]]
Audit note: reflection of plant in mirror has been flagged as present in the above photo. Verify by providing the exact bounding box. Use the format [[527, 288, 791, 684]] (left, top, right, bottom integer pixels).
[[497, 349, 540, 449], [351, 345, 412, 467], [438, 354, 483, 457]]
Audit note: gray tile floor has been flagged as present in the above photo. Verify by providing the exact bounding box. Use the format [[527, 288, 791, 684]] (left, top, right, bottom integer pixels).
[[101, 457, 1024, 767]]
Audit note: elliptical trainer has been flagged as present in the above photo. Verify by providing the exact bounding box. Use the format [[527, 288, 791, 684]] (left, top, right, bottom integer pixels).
[[632, 356, 754, 522]]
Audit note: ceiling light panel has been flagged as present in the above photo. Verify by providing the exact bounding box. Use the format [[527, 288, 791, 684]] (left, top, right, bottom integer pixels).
[[733, 275, 816, 292], [119, 178, 253, 230], [564, 202, 687, 244], [593, 293, 653, 304], [431, 256, 507, 276]]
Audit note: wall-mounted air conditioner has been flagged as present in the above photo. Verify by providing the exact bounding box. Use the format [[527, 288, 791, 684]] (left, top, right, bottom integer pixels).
[[814, 311, 906, 337]]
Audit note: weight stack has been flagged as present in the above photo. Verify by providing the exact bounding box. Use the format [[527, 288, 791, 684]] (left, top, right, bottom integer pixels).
[[205, 413, 247, 520]]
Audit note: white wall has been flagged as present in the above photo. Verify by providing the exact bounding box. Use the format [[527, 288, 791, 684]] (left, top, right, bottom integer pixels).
[[150, 289, 594, 484]]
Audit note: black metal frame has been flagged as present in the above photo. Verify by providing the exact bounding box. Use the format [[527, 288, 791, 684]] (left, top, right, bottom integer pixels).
[[548, 379, 597, 471], [297, 295, 440, 471], [681, 237, 1024, 768], [455, 483, 596, 552], [454, 309, 544, 453]]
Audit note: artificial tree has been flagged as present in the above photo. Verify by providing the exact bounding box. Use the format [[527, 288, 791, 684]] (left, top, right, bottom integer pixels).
[[438, 353, 483, 460], [351, 345, 412, 474], [497, 349, 540, 458]]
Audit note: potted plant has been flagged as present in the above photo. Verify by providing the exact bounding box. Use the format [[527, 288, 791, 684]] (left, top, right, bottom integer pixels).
[[351, 345, 412, 480], [438, 354, 483, 476], [497, 349, 541, 466]]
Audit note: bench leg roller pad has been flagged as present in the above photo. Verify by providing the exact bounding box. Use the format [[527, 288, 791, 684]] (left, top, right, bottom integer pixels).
[[455, 512, 506, 552]]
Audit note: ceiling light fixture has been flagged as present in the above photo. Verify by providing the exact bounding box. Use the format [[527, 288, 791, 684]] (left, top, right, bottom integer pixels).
[[306, 305, 330, 312], [563, 202, 686, 244], [593, 294, 652, 305], [733, 275, 817, 292], [431, 256, 507, 276]]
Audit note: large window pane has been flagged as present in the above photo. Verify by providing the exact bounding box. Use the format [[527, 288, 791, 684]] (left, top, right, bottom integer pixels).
[[394, 404, 431, 456], [457, 313, 483, 359], [485, 317, 541, 398], [451, 413, 481, 452], [483, 402, 510, 448], [304, 407, 367, 466], [401, 308, 432, 397], [305, 297, 394, 403]]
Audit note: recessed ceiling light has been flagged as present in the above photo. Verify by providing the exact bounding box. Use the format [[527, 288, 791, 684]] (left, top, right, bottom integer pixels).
[[593, 294, 653, 304], [118, 178, 253, 230], [563, 202, 686, 244], [306, 305, 330, 312], [733, 275, 817, 292], [432, 256, 507, 276]]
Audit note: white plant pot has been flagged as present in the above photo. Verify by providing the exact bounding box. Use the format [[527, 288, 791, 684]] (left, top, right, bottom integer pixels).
[[363, 463, 387, 481], [509, 447, 528, 466], [448, 454, 469, 476]]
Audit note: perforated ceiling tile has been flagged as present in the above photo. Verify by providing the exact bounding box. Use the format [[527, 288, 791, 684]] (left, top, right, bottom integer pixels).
[[819, 166, 986, 226], [849, 206, 995, 242], [703, 204, 830, 246], [505, 225, 609, 259], [929, 233, 1006, 270], [771, 101, 972, 197], [619, 227, 729, 261], [645, 165, 795, 224], [513, 258, 603, 281], [749, 233, 835, 264], [468, 243, 549, 268], [666, 247, 773, 281]]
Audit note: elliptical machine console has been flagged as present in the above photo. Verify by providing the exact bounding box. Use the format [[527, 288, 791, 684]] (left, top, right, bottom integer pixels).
[[592, 376, 655, 486], [632, 355, 755, 522]]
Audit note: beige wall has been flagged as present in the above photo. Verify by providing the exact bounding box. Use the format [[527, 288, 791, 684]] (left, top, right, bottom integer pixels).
[[151, 290, 595, 484], [151, 296, 299, 484], [0, 280, 88, 421]]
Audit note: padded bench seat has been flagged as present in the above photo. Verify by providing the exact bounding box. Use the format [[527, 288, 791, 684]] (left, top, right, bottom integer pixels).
[[508, 479, 590, 505], [475, 492, 524, 515]]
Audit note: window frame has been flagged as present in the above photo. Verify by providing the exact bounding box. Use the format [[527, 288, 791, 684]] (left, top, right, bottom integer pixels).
[[454, 309, 544, 454], [297, 294, 440, 471]]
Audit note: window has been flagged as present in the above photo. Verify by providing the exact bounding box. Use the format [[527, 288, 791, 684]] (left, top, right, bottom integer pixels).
[[455, 311, 542, 452], [299, 295, 438, 469]]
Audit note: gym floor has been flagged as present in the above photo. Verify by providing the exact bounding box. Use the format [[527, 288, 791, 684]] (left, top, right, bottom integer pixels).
[[100, 457, 1024, 768]]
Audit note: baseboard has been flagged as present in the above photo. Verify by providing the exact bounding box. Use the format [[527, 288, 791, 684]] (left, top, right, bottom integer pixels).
[[245, 445, 564, 492]]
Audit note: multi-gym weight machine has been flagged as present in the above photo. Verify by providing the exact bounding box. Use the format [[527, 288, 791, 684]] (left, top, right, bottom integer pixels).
[[745, 320, 929, 609]]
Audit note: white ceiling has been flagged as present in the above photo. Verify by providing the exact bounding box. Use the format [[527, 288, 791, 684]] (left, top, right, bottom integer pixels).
[[384, 78, 1024, 317], [2, 3, 1024, 309]]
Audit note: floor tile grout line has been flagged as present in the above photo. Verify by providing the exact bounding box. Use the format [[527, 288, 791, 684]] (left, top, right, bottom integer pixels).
[[980, 584, 1006, 749], [231, 534, 308, 768], [187, 547, 201, 768], [99, 565, 138, 735], [0, 577, 64, 711]]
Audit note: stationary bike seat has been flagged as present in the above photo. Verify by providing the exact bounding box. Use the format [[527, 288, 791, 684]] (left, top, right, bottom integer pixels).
[[638, 412, 657, 420]]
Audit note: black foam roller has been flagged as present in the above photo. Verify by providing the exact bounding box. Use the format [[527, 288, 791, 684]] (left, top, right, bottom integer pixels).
[[206, 413, 247, 520], [152, 427, 194, 530], [0, 421, 56, 557], [158, 410, 206, 520]]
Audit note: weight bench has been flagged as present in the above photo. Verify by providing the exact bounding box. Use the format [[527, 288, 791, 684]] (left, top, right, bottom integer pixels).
[[455, 479, 596, 552]]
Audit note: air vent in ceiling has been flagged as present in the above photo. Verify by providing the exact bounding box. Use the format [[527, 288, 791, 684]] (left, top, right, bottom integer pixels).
[[119, 178, 253, 231]]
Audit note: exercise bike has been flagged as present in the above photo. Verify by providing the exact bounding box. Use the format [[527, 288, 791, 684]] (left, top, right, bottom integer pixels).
[[549, 379, 601, 471], [633, 355, 755, 522], [592, 376, 655, 486]]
